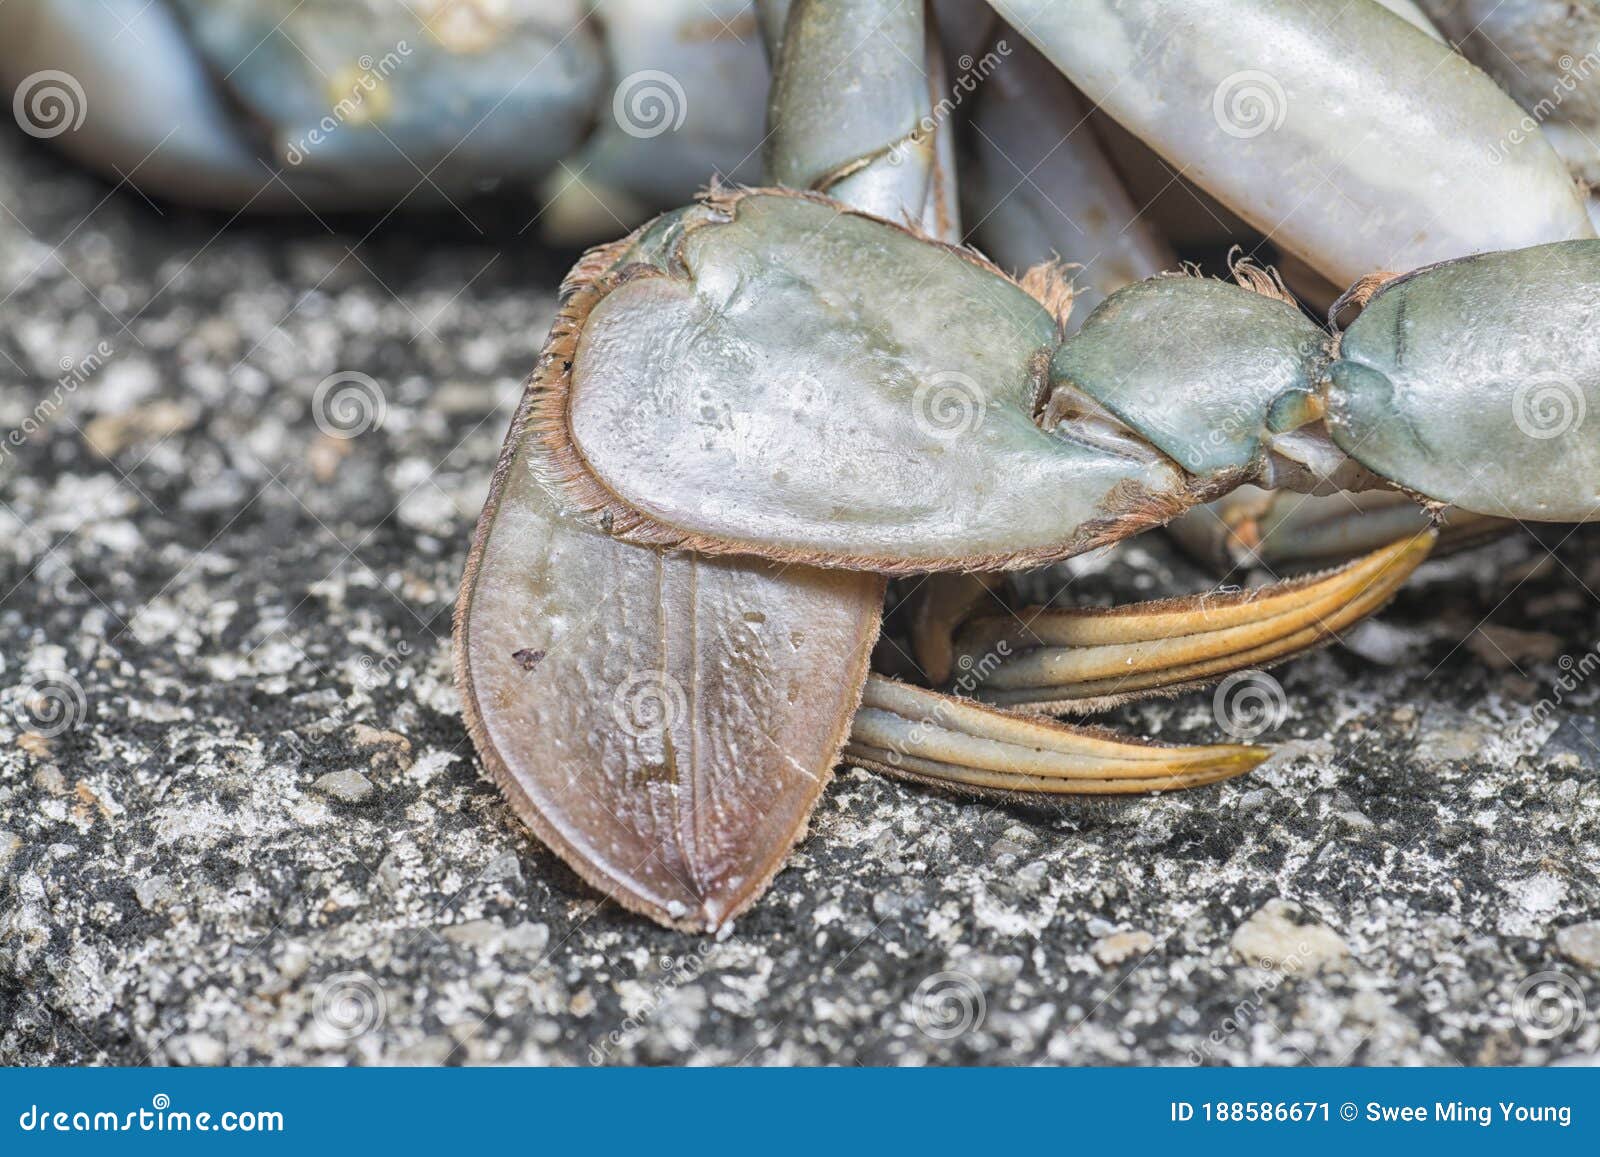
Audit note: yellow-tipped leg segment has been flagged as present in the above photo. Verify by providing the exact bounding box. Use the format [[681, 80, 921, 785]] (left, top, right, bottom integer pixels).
[[843, 676, 1269, 797], [954, 531, 1436, 712]]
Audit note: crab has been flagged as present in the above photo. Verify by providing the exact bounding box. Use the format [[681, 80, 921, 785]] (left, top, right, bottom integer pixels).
[[11, 1, 1600, 932]]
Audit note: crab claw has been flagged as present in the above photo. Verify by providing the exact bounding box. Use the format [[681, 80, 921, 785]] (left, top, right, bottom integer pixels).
[[537, 188, 1194, 574], [457, 266, 885, 934], [950, 531, 1435, 712], [845, 677, 1268, 796]]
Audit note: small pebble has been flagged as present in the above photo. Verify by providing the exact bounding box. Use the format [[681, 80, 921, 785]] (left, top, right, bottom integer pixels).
[[1555, 922, 1600, 970], [313, 769, 376, 804], [1093, 930, 1156, 967], [1230, 900, 1349, 973]]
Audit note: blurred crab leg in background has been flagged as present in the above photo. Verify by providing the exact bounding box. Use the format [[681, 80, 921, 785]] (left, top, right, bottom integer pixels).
[[539, 0, 770, 244], [985, 0, 1593, 289], [964, 37, 1175, 330], [0, 0, 324, 207], [0, 0, 608, 209]]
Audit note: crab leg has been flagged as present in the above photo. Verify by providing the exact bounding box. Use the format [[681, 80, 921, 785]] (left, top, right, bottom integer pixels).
[[1414, 0, 1600, 187], [540, 0, 770, 245], [965, 36, 1175, 329], [985, 0, 1592, 288], [955, 532, 1434, 711], [0, 0, 608, 210], [844, 678, 1267, 796], [764, 0, 939, 225], [984, 0, 1591, 568], [1168, 488, 1506, 574]]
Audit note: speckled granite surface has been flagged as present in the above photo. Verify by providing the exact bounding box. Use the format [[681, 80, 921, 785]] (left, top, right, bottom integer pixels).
[[1, 129, 1597, 1067]]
